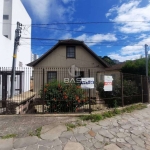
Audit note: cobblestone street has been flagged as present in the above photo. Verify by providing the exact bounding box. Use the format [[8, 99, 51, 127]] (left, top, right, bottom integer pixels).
[[1, 106, 150, 150]]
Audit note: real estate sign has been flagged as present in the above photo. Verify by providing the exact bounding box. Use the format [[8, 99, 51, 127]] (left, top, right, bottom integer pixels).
[[103, 76, 113, 91], [81, 78, 94, 89]]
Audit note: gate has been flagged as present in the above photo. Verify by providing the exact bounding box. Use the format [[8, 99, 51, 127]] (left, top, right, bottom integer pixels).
[[96, 72, 149, 108]]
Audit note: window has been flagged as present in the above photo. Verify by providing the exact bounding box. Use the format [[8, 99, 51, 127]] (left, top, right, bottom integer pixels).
[[19, 61, 23, 67], [3, 15, 9, 20], [47, 71, 57, 82], [66, 46, 75, 58], [4, 35, 8, 38], [75, 71, 84, 84]]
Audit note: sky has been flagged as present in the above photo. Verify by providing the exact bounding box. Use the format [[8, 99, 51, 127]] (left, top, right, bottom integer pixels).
[[21, 0, 150, 62]]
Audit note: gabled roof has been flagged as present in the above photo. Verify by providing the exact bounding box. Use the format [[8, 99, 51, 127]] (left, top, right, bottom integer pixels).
[[27, 39, 110, 67]]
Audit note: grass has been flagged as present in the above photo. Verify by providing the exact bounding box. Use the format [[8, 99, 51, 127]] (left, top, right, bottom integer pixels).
[[66, 120, 86, 131], [66, 123, 76, 131], [1, 134, 17, 139], [29, 127, 42, 138], [80, 103, 147, 122]]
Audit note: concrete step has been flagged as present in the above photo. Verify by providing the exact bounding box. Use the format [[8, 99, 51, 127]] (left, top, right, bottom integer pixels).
[[91, 104, 107, 111]]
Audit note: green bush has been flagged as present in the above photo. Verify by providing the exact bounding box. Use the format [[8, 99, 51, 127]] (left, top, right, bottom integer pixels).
[[97, 80, 139, 107], [39, 81, 87, 112]]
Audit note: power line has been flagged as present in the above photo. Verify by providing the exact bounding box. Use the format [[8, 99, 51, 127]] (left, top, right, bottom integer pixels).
[[20, 43, 144, 47], [32, 26, 97, 34], [31, 26, 150, 38], [0, 20, 150, 26], [21, 37, 147, 45], [30, 21, 150, 26]]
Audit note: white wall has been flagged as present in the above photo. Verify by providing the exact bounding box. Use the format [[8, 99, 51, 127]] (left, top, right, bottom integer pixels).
[[0, 0, 32, 100], [3, 0, 12, 39], [0, 0, 32, 67]]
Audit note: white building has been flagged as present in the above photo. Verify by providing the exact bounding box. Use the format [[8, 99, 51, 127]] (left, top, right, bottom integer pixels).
[[31, 54, 39, 62], [0, 0, 32, 103]]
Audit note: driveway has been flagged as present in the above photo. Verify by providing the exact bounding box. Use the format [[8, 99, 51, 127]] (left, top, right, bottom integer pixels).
[[0, 106, 150, 150]]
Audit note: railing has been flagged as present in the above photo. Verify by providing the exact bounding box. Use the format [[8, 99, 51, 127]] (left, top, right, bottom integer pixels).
[[0, 67, 149, 114]]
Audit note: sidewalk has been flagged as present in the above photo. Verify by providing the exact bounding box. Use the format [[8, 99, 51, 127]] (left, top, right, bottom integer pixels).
[[1, 106, 150, 150]]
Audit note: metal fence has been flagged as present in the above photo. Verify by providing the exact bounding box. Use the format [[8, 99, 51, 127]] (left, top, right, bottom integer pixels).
[[97, 72, 149, 108], [0, 67, 149, 115]]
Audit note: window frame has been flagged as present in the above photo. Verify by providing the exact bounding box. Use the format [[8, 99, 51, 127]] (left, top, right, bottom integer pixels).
[[47, 71, 57, 83], [66, 46, 76, 58]]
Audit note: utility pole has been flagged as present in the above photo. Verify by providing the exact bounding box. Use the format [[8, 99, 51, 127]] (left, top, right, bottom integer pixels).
[[145, 44, 149, 104], [145, 44, 148, 77], [10, 22, 22, 98]]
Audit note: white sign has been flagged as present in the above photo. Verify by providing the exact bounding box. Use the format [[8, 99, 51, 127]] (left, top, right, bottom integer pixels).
[[104, 76, 113, 91], [81, 78, 94, 89]]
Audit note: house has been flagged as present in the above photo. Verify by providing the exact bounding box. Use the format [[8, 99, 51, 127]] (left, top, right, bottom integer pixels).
[[0, 0, 34, 107], [27, 39, 110, 97], [97, 62, 126, 83]]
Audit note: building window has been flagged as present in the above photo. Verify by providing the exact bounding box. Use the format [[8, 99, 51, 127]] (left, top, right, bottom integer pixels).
[[66, 46, 75, 58], [3, 15, 9, 20], [19, 61, 23, 67], [47, 71, 57, 83]]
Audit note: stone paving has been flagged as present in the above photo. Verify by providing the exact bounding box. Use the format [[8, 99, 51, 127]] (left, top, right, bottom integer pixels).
[[1, 106, 150, 150]]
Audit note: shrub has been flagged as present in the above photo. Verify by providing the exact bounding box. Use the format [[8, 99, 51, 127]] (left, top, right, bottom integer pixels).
[[97, 80, 139, 107], [39, 81, 87, 112]]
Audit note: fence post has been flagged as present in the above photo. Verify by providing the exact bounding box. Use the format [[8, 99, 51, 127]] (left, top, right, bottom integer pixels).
[[121, 73, 124, 107], [141, 75, 143, 103], [42, 68, 45, 113], [88, 69, 91, 114], [146, 76, 149, 103]]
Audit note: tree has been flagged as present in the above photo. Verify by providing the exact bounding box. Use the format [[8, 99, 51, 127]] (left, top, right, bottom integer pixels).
[[121, 58, 150, 76], [99, 56, 116, 66]]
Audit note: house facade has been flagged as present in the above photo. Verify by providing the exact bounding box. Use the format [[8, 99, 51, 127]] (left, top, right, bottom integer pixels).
[[97, 63, 126, 83], [27, 39, 109, 96], [0, 0, 33, 105]]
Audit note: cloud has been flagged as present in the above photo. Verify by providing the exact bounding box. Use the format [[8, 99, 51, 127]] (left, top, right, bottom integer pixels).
[[76, 33, 117, 46], [61, 33, 72, 39], [21, 0, 75, 22], [108, 36, 150, 62], [137, 34, 147, 39], [106, 1, 150, 33], [121, 36, 150, 55], [106, 6, 118, 18], [108, 53, 141, 62], [75, 26, 85, 31], [62, 0, 75, 4]]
